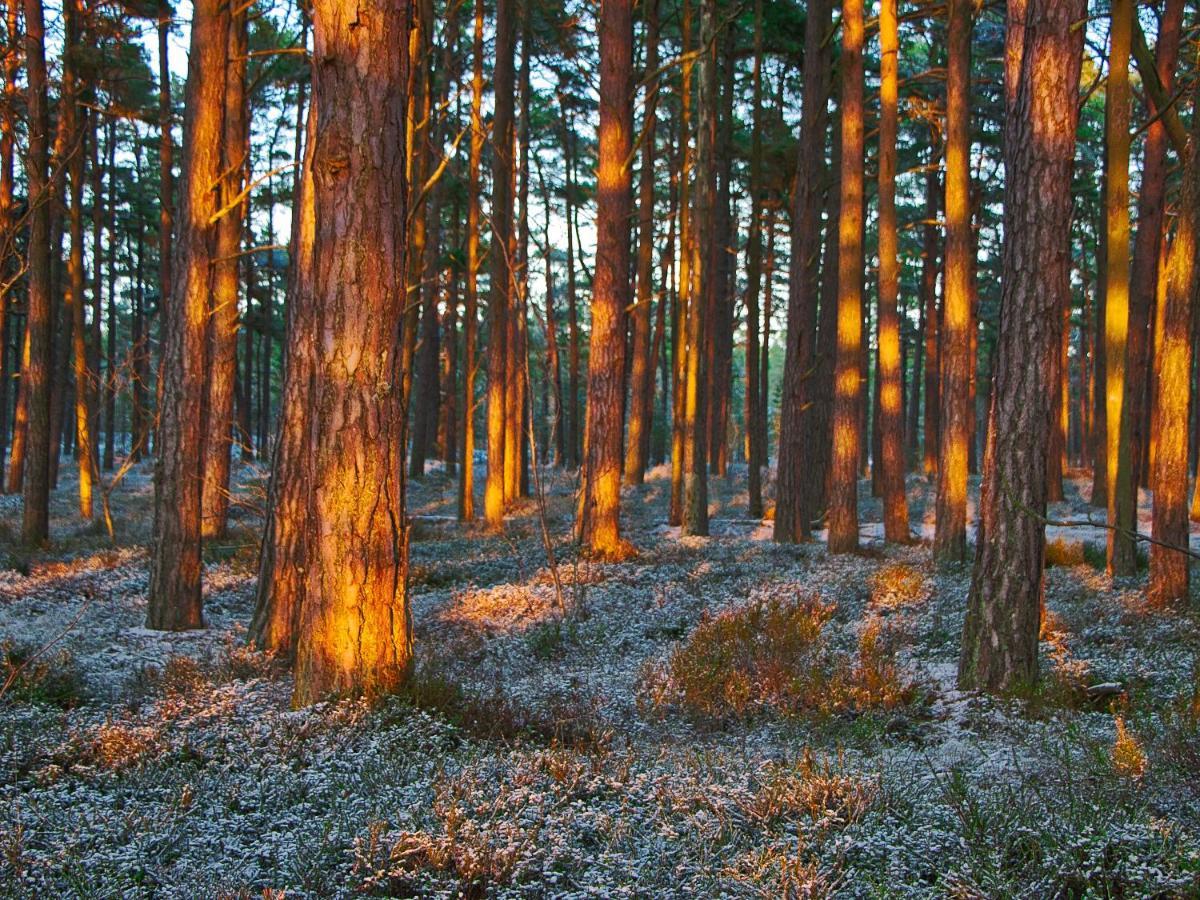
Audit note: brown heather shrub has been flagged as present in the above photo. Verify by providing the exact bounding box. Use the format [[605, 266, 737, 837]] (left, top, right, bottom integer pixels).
[[639, 595, 918, 720], [1044, 537, 1087, 568]]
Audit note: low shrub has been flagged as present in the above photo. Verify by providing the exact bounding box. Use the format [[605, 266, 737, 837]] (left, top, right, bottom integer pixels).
[[0, 639, 86, 709]]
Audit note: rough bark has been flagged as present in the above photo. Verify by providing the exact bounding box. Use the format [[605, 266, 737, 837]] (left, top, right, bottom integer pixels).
[[579, 0, 633, 557], [287, 0, 412, 705], [147, 0, 229, 629], [774, 0, 829, 543], [959, 0, 1084, 691]]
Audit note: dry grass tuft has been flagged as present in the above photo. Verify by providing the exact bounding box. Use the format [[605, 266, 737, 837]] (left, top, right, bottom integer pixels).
[[868, 563, 928, 609], [639, 595, 918, 720], [1111, 715, 1147, 780], [739, 748, 878, 828]]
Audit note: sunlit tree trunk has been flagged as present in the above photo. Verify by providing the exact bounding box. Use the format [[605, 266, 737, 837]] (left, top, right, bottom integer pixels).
[[774, 0, 829, 542], [19, 0, 52, 544], [147, 0, 230, 628], [624, 0, 658, 486], [1104, 0, 1137, 576], [1149, 127, 1196, 605], [876, 0, 908, 543], [282, 0, 413, 705], [458, 0, 484, 521], [1127, 0, 1182, 504], [828, 0, 865, 554], [959, 0, 1084, 691], [1090, 181, 1107, 508], [920, 165, 941, 479], [682, 0, 714, 537], [201, 6, 247, 540], [579, 0, 633, 557], [62, 0, 95, 520], [250, 92, 315, 659], [485, 0, 516, 528], [934, 0, 971, 563], [743, 0, 764, 517], [156, 0, 174, 459], [669, 0, 694, 527]]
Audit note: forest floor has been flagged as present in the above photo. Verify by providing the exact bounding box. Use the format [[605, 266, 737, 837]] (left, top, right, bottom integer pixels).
[[1, 458, 1199, 897]]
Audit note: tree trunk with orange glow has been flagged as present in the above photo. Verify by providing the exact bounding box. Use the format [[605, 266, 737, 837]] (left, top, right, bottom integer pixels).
[[0, 0, 16, 487], [458, 0, 484, 521], [743, 0, 764, 519], [63, 0, 95, 521], [1149, 109, 1196, 605], [682, 0, 715, 538], [485, 0, 515, 529], [147, 0, 230, 629], [624, 0, 658, 487], [1128, 0, 1182, 504], [959, 0, 1084, 691], [669, 0, 694, 527], [920, 165, 940, 479], [1104, 0, 1137, 577], [201, 6, 247, 541], [774, 0, 829, 543], [579, 0, 632, 558], [934, 0, 971, 564], [828, 0, 864, 555], [284, 0, 412, 705], [876, 0, 908, 544], [19, 0, 52, 544], [250, 104, 316, 659]]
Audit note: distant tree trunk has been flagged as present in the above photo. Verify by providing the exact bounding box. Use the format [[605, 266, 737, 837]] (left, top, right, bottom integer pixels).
[[669, 0, 694, 527], [509, 13, 531, 502], [707, 37, 735, 478], [682, 0, 714, 537], [20, 0, 53, 544], [828, 0, 865, 554], [934, 0, 972, 563], [1128, 0, 1182, 503], [441, 207, 459, 477], [1104, 0, 1137, 576], [1090, 182, 1107, 507], [921, 164, 941, 479], [285, 0, 412, 705], [959, 0, 1084, 691], [536, 157, 566, 466], [0, 0, 18, 483], [458, 0, 484, 521], [147, 0, 230, 629], [155, 0, 173, 459], [774, 0, 829, 542], [1149, 122, 1196, 605], [562, 98, 582, 470], [579, 0, 633, 557], [743, 0, 764, 518], [201, 6, 247, 540], [485, 0, 516, 528], [876, 0, 908, 543], [624, 0, 658, 486], [103, 125, 116, 470]]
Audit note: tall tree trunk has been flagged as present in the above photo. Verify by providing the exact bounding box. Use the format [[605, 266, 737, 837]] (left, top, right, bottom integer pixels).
[[286, 0, 412, 705], [876, 0, 908, 543], [485, 0, 516, 528], [147, 0, 230, 629], [64, 0, 95, 520], [579, 0, 633, 557], [19, 0, 52, 544], [934, 0, 972, 563], [669, 1, 693, 526], [562, 97, 582, 470], [743, 0, 764, 517], [774, 0, 829, 542], [682, 0, 714, 537], [921, 164, 941, 478], [458, 0, 484, 520], [1104, 0, 1137, 576], [828, 0, 865, 554], [1149, 116, 1196, 605], [624, 0, 658, 486], [156, 0, 174, 459], [102, 125, 115, 470], [201, 5, 248, 539], [1127, 0, 1183, 502], [959, 0, 1084, 691]]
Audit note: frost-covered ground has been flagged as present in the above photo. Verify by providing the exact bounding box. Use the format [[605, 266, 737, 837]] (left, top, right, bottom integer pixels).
[[1, 458, 1199, 897]]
